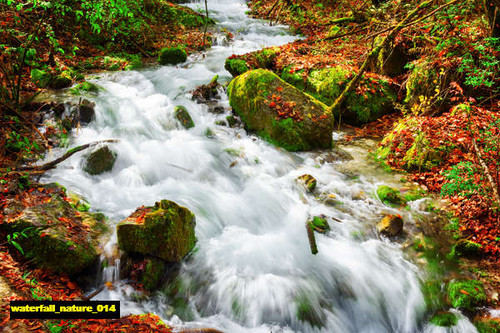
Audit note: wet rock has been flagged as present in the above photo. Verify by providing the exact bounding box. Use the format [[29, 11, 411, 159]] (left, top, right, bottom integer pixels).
[[0, 184, 103, 275], [215, 120, 227, 126], [377, 185, 405, 206], [378, 214, 404, 236], [297, 174, 317, 193], [50, 71, 73, 89], [192, 75, 221, 103], [117, 200, 196, 262], [174, 106, 195, 129], [83, 146, 117, 175], [158, 46, 187, 65], [225, 58, 250, 77], [210, 106, 225, 114], [226, 115, 240, 128], [429, 311, 458, 327], [449, 239, 482, 258], [78, 99, 96, 124], [228, 69, 333, 151]]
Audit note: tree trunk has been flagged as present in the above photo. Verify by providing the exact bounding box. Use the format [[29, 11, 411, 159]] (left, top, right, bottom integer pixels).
[[484, 0, 500, 37]]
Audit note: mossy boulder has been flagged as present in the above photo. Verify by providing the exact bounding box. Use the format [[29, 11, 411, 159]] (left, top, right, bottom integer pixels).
[[368, 36, 410, 77], [174, 106, 195, 129], [296, 174, 317, 192], [227, 69, 333, 151], [79, 99, 96, 125], [158, 47, 187, 65], [1, 185, 102, 275], [377, 214, 404, 236], [447, 279, 487, 310], [117, 200, 196, 262], [281, 66, 396, 125], [225, 58, 250, 77], [31, 68, 52, 88], [429, 311, 458, 327], [83, 146, 117, 175], [254, 47, 280, 69], [377, 185, 405, 206], [50, 71, 73, 89], [141, 257, 166, 291], [376, 117, 447, 171]]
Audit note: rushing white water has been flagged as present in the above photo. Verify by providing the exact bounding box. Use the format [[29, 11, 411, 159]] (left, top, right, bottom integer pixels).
[[41, 0, 477, 332]]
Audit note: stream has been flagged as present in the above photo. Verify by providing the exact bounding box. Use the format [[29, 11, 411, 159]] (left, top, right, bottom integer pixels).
[[41, 0, 478, 332]]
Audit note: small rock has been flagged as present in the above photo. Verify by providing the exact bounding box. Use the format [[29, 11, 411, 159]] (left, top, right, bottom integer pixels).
[[83, 146, 117, 175], [215, 120, 227, 126], [158, 46, 187, 65], [377, 185, 405, 206], [210, 106, 225, 114], [192, 77, 220, 103], [174, 106, 195, 129], [378, 214, 404, 236], [297, 174, 317, 193], [78, 99, 95, 124], [226, 115, 239, 128]]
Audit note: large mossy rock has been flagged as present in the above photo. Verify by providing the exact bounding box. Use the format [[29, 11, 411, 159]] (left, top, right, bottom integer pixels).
[[227, 69, 333, 151], [158, 46, 187, 65], [281, 66, 396, 125], [117, 200, 196, 262], [83, 146, 117, 175], [1, 185, 102, 275]]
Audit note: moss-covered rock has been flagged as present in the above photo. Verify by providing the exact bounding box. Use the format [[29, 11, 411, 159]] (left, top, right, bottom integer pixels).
[[281, 66, 396, 125], [158, 46, 187, 65], [117, 200, 196, 262], [429, 312, 458, 327], [225, 58, 250, 77], [83, 146, 117, 175], [447, 279, 487, 310], [50, 71, 73, 89], [141, 257, 166, 291], [296, 174, 317, 192], [1, 185, 102, 275], [377, 185, 405, 206], [254, 47, 280, 69], [70, 81, 101, 95], [227, 69, 333, 151], [31, 68, 52, 88], [378, 214, 404, 236], [174, 106, 195, 129], [475, 319, 500, 333]]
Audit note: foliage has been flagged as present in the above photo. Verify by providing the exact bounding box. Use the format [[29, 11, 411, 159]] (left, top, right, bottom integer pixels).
[[447, 279, 487, 310], [7, 227, 33, 255], [441, 162, 480, 197]]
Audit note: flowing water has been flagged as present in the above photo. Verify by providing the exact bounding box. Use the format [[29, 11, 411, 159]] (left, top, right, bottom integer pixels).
[[41, 0, 478, 332]]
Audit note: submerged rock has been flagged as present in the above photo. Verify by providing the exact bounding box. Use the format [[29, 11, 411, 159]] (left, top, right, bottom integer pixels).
[[378, 214, 404, 236], [228, 69, 333, 151], [297, 174, 317, 193], [117, 200, 196, 262], [174, 106, 195, 129], [1, 184, 103, 275], [83, 146, 117, 175]]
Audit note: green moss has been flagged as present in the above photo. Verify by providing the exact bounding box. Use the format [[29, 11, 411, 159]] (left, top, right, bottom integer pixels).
[[309, 216, 329, 233], [254, 47, 279, 69], [117, 200, 196, 262], [475, 320, 500, 333], [449, 239, 482, 258], [174, 106, 195, 129], [50, 71, 73, 89], [405, 60, 438, 113], [403, 131, 443, 171], [376, 185, 405, 206], [225, 58, 250, 77], [227, 69, 333, 151], [281, 66, 306, 90], [31, 68, 51, 88], [142, 258, 164, 291], [158, 47, 187, 65], [70, 81, 101, 95], [429, 312, 458, 327], [447, 280, 486, 310], [83, 146, 117, 175], [403, 188, 426, 201], [226, 115, 238, 127]]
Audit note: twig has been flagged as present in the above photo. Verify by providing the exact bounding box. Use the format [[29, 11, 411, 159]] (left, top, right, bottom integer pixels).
[[306, 222, 318, 255]]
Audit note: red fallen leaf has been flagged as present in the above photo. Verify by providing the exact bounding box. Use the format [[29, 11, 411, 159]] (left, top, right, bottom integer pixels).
[[459, 289, 470, 295], [269, 101, 276, 107]]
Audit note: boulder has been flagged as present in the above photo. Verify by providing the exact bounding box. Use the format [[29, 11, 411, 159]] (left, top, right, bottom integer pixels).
[[79, 99, 96, 124], [377, 185, 405, 206], [297, 174, 317, 192], [83, 146, 117, 175], [1, 185, 102, 275], [281, 66, 395, 125], [50, 71, 73, 89], [174, 106, 195, 129], [225, 58, 250, 77], [117, 200, 196, 262], [158, 46, 187, 65], [227, 69, 333, 151], [191, 75, 220, 103], [377, 214, 404, 236]]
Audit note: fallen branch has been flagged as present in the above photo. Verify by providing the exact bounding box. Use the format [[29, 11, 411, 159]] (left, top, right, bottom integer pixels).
[[3, 139, 118, 173], [472, 138, 500, 209], [306, 222, 318, 255]]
